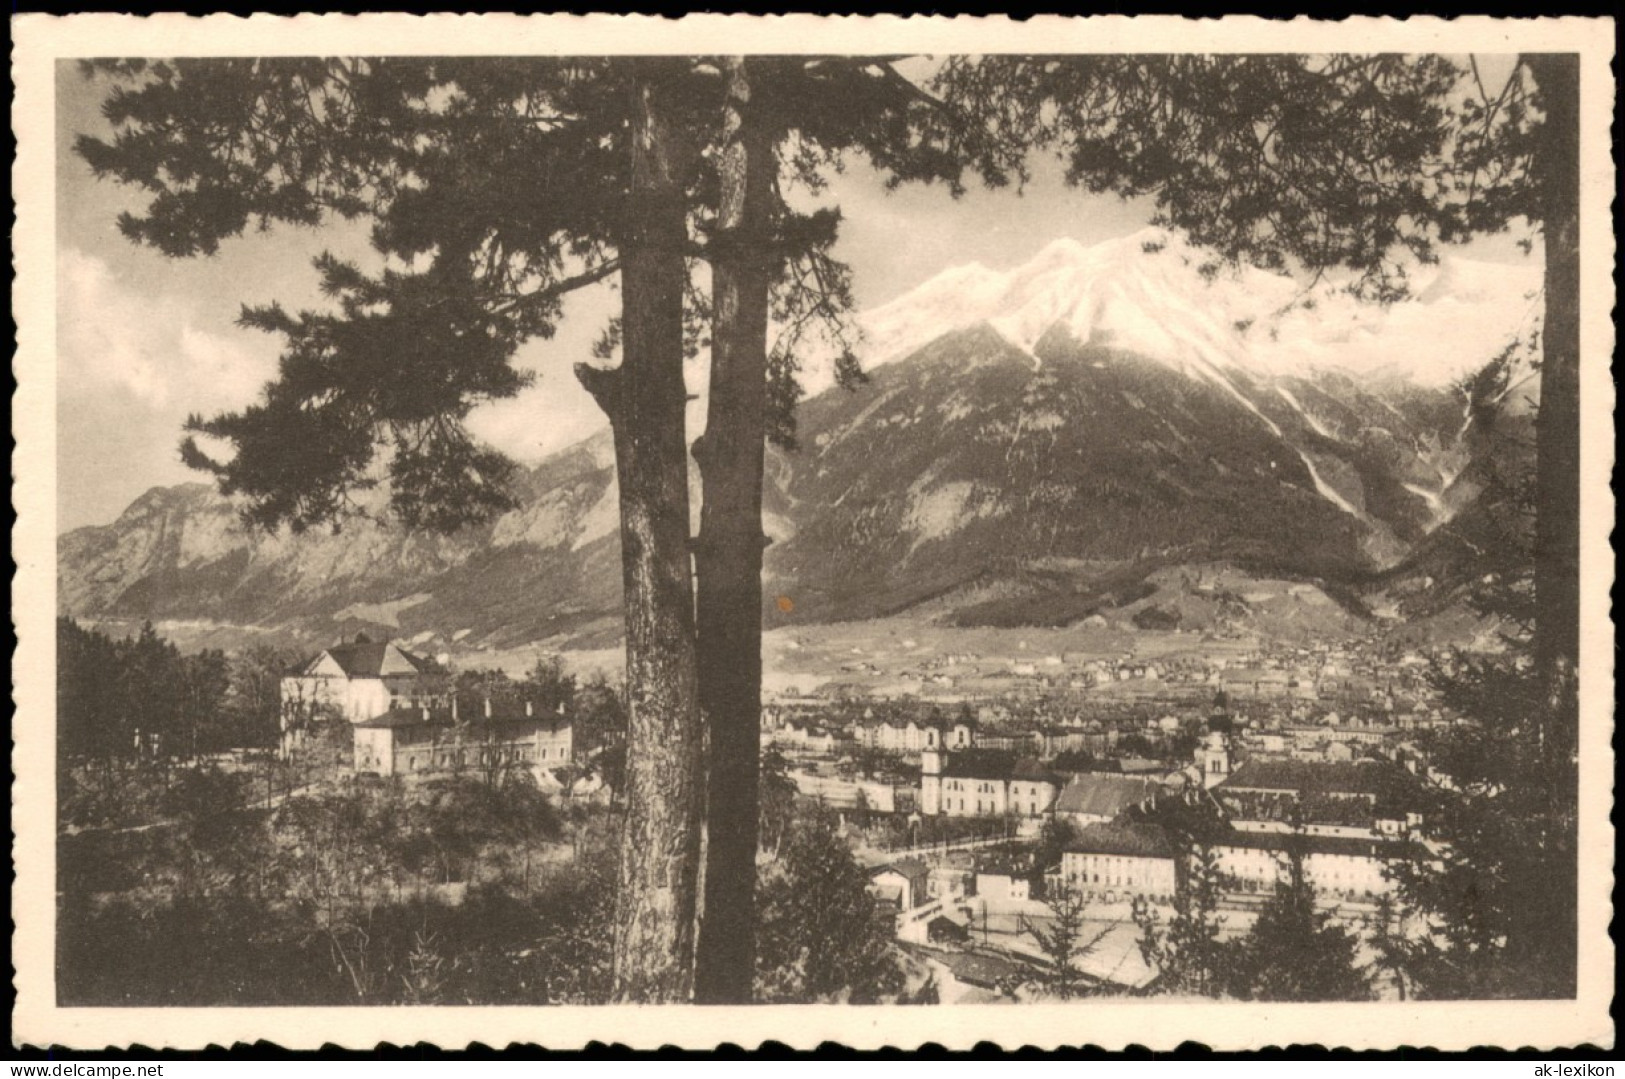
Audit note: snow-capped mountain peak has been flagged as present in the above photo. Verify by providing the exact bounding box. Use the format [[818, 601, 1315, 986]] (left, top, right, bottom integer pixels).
[[847, 226, 1543, 391]]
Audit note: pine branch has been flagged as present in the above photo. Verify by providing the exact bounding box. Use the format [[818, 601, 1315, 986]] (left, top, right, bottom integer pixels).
[[491, 259, 621, 316]]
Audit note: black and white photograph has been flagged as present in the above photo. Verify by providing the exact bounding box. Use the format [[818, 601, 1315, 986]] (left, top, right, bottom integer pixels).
[[11, 13, 1615, 1051]]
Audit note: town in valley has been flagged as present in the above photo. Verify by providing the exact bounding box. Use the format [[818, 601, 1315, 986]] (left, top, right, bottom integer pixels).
[[58, 599, 1475, 1005]]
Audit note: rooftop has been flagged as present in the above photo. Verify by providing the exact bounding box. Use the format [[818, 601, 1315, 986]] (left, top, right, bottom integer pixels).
[[296, 637, 435, 679], [1109, 757, 1167, 775], [973, 852, 1035, 878], [353, 701, 571, 731], [1011, 757, 1060, 782], [1214, 829, 1426, 861], [352, 708, 442, 730], [941, 749, 1017, 779], [870, 857, 930, 881], [929, 948, 1039, 990], [1054, 774, 1162, 819], [1063, 822, 1179, 860], [861, 713, 977, 731], [1219, 760, 1420, 805]]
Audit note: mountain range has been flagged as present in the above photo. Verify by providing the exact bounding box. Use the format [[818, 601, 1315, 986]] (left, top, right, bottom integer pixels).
[[58, 228, 1542, 656]]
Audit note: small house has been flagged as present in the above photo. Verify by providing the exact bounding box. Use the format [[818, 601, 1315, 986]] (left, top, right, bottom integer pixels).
[[868, 858, 931, 911]]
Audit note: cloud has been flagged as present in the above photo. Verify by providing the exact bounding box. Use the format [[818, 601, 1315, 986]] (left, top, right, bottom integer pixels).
[[58, 247, 277, 414], [462, 278, 637, 462], [56, 247, 287, 530]]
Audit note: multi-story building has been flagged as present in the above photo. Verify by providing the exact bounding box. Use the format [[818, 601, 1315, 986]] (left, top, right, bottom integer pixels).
[[921, 749, 1060, 818], [974, 731, 1038, 754], [856, 715, 975, 755], [351, 698, 572, 778], [973, 855, 1037, 901], [1210, 831, 1412, 901], [771, 719, 844, 755], [1214, 758, 1423, 839], [1033, 725, 1110, 758], [1059, 820, 1413, 906], [280, 634, 438, 742], [1058, 823, 1180, 903]]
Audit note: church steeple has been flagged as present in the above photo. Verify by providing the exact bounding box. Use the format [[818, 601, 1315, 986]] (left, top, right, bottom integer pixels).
[[1200, 697, 1233, 789], [1200, 729, 1231, 789], [920, 747, 945, 816]]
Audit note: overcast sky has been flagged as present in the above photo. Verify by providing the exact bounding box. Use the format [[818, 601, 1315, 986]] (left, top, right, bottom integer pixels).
[[54, 58, 1534, 533]]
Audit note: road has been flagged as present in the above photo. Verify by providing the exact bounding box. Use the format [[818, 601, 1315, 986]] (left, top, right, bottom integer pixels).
[[860, 834, 1024, 866]]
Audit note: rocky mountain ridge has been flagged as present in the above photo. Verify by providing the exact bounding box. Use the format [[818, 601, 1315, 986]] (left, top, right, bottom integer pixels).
[[58, 230, 1540, 655]]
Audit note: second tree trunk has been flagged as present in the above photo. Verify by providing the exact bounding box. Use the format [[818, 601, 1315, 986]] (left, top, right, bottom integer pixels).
[[693, 56, 775, 1005]]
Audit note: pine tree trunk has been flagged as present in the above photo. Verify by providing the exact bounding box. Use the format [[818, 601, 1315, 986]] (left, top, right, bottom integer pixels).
[[693, 57, 774, 1005], [1526, 53, 1581, 764], [577, 65, 704, 1003], [1523, 50, 1580, 997]]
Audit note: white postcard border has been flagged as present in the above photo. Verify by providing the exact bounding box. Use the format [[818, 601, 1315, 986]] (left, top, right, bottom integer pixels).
[[11, 12, 1615, 1051]]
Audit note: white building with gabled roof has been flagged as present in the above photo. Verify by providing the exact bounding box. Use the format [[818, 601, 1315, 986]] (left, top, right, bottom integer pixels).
[[280, 634, 439, 751]]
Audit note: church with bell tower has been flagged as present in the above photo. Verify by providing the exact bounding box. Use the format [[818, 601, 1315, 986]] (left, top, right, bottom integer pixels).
[[1199, 693, 1234, 789]]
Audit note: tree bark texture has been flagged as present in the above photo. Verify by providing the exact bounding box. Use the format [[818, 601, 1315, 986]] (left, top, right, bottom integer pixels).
[[578, 66, 705, 1003], [1522, 51, 1581, 997], [1525, 53, 1581, 734], [693, 57, 775, 1005]]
